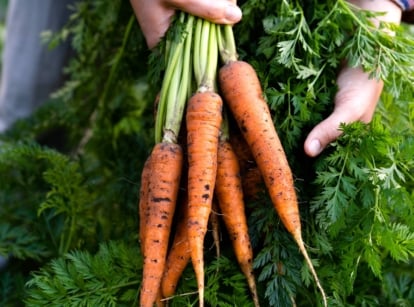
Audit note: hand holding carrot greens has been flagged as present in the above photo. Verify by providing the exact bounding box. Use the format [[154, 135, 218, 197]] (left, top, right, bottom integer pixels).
[[131, 0, 404, 157], [304, 0, 402, 156]]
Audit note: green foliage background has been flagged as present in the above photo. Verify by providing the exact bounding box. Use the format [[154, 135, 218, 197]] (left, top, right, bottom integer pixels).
[[0, 0, 413, 306]]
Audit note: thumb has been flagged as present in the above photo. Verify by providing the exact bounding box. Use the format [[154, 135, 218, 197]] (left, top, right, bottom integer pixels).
[[303, 111, 352, 157], [169, 0, 242, 25], [304, 66, 382, 157]]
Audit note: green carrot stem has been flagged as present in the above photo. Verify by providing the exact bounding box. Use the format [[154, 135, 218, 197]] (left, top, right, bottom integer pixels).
[[163, 14, 194, 142], [155, 12, 188, 143], [204, 23, 218, 91], [195, 19, 218, 91], [162, 50, 183, 143], [193, 17, 203, 85], [197, 19, 210, 88], [218, 24, 238, 64]]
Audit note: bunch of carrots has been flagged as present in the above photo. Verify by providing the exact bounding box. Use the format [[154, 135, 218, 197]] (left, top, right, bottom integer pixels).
[[138, 12, 328, 307]]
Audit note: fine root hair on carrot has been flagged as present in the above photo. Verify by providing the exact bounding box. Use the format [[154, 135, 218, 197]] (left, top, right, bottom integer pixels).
[[210, 199, 221, 259], [186, 90, 223, 307], [219, 59, 327, 307], [215, 138, 260, 307], [140, 142, 183, 307], [293, 231, 327, 306]]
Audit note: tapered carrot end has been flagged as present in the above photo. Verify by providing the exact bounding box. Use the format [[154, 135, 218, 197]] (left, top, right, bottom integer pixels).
[[292, 230, 328, 307], [155, 289, 165, 307], [198, 286, 205, 307], [191, 256, 205, 307], [245, 271, 260, 307]]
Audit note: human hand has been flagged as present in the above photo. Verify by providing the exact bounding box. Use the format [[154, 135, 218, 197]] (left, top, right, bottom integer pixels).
[[303, 65, 383, 157], [130, 0, 242, 49], [303, 0, 402, 157]]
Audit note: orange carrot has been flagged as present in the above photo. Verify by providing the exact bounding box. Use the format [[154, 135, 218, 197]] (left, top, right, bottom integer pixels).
[[140, 142, 183, 307], [161, 194, 191, 299], [155, 290, 165, 307], [219, 60, 327, 306], [228, 127, 254, 173], [138, 155, 152, 252], [229, 130, 264, 201], [186, 90, 222, 307], [215, 138, 260, 307], [241, 166, 264, 201]]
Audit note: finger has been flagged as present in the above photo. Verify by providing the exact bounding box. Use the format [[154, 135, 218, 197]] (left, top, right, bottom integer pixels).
[[304, 66, 383, 157], [130, 0, 175, 49], [303, 109, 355, 157], [167, 0, 242, 24]]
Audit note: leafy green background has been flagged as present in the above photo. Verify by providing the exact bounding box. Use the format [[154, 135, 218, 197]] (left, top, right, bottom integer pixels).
[[0, 0, 413, 306]]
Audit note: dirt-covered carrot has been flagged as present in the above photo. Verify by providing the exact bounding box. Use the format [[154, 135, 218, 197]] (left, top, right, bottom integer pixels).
[[139, 155, 152, 252], [218, 25, 327, 307], [161, 194, 191, 299], [228, 126, 253, 172], [241, 166, 263, 201], [186, 90, 222, 307], [186, 19, 222, 307], [229, 130, 263, 201], [155, 290, 165, 307], [140, 142, 183, 307], [140, 12, 194, 307], [215, 122, 260, 307]]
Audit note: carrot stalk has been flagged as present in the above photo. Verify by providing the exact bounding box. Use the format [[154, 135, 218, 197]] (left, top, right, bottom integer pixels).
[[155, 12, 193, 143], [164, 15, 194, 143], [193, 17, 203, 84], [218, 25, 327, 307]]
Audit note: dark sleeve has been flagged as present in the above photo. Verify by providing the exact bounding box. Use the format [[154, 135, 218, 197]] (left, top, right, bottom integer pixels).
[[391, 1, 414, 23], [392, 0, 414, 11]]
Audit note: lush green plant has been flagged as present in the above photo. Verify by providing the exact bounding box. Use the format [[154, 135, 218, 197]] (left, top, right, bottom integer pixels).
[[0, 0, 413, 306]]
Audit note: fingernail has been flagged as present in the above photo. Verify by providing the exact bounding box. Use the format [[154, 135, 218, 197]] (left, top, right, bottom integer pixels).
[[308, 139, 322, 156], [225, 5, 242, 22]]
